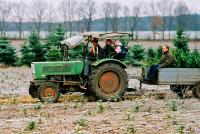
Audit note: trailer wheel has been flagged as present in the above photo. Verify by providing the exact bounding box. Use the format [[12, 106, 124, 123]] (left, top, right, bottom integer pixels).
[[89, 63, 128, 101], [170, 85, 182, 97], [37, 82, 60, 103], [195, 85, 200, 98]]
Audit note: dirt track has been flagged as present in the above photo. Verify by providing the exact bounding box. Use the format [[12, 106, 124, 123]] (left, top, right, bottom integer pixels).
[[1, 67, 200, 133]]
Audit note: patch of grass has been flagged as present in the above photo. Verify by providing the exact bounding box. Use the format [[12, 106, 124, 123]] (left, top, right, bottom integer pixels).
[[64, 104, 68, 110], [12, 97, 18, 104], [170, 100, 178, 111], [111, 95, 121, 102], [98, 102, 106, 113], [38, 118, 42, 124], [133, 102, 143, 113], [145, 105, 152, 113], [105, 102, 112, 110], [85, 108, 92, 116], [34, 104, 42, 110], [40, 111, 43, 116], [176, 125, 192, 134], [155, 92, 166, 100], [74, 101, 79, 109], [77, 117, 88, 127], [26, 121, 36, 130], [75, 126, 83, 134], [126, 122, 136, 134], [164, 113, 172, 119], [23, 108, 28, 117], [125, 112, 134, 121], [80, 95, 87, 105]]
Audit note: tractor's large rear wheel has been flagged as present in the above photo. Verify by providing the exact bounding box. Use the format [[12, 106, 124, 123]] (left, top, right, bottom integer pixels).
[[37, 82, 60, 103], [89, 63, 128, 101]]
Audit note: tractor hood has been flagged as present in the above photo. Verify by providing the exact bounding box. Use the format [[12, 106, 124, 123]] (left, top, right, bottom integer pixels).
[[60, 35, 86, 49], [31, 61, 84, 79]]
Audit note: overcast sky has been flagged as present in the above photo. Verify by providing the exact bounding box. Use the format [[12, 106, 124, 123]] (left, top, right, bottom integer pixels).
[[7, 0, 200, 13], [5, 0, 200, 22]]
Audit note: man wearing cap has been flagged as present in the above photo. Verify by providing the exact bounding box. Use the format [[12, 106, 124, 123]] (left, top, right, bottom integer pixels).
[[104, 38, 115, 58]]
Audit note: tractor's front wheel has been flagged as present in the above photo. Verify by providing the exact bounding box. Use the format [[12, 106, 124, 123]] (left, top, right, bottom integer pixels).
[[37, 82, 60, 103], [89, 63, 128, 101], [29, 83, 38, 98]]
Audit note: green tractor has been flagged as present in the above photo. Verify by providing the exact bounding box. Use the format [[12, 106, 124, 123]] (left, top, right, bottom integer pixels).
[[29, 32, 133, 103]]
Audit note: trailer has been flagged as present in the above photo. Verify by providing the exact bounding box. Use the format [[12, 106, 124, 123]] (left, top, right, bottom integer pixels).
[[140, 68, 200, 98]]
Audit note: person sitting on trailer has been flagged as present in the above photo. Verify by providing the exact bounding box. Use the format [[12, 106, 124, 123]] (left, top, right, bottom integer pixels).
[[143, 45, 175, 82]]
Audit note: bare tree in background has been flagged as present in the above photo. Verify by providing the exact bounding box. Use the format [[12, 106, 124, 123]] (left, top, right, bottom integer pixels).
[[157, 0, 169, 40], [174, 1, 190, 29], [79, 0, 96, 32], [167, 1, 175, 39], [59, 0, 77, 37], [151, 16, 163, 40], [59, 0, 67, 32], [75, 3, 82, 32], [0, 0, 11, 36], [74, 3, 86, 33], [12, 1, 26, 39], [149, 2, 163, 40], [109, 2, 121, 32], [129, 3, 142, 39], [46, 3, 56, 33], [102, 2, 111, 32], [122, 5, 130, 31], [192, 12, 199, 40], [30, 0, 47, 36]]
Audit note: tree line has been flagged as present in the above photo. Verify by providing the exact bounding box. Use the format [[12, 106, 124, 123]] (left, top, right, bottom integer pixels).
[[0, 0, 199, 40], [1, 25, 200, 69]]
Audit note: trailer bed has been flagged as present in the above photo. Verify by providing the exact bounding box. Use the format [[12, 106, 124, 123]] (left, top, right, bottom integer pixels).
[[156, 68, 200, 85]]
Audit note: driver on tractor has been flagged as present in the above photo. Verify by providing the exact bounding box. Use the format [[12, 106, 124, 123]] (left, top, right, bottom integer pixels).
[[88, 37, 104, 60]]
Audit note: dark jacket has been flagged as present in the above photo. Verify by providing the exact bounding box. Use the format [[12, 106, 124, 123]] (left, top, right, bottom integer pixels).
[[159, 51, 175, 68], [88, 45, 104, 60], [114, 45, 128, 60], [104, 45, 115, 58]]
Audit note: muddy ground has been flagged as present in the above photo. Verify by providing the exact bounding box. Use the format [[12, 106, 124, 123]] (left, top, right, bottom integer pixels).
[[0, 67, 200, 133]]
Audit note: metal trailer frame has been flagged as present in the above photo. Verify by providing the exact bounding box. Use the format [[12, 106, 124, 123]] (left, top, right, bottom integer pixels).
[[140, 68, 200, 98]]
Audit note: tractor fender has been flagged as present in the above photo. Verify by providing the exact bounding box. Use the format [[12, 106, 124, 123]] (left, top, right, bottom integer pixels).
[[91, 58, 127, 68]]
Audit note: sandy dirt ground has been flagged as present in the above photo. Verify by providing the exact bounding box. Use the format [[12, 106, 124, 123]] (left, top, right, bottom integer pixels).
[[1, 67, 200, 133]]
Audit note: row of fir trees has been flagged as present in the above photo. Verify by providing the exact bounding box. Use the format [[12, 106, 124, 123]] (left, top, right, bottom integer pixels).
[[0, 26, 200, 68], [0, 24, 65, 66]]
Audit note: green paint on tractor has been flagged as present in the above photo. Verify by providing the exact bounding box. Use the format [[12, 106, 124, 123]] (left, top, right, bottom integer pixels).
[[91, 58, 127, 68], [32, 61, 84, 79]]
